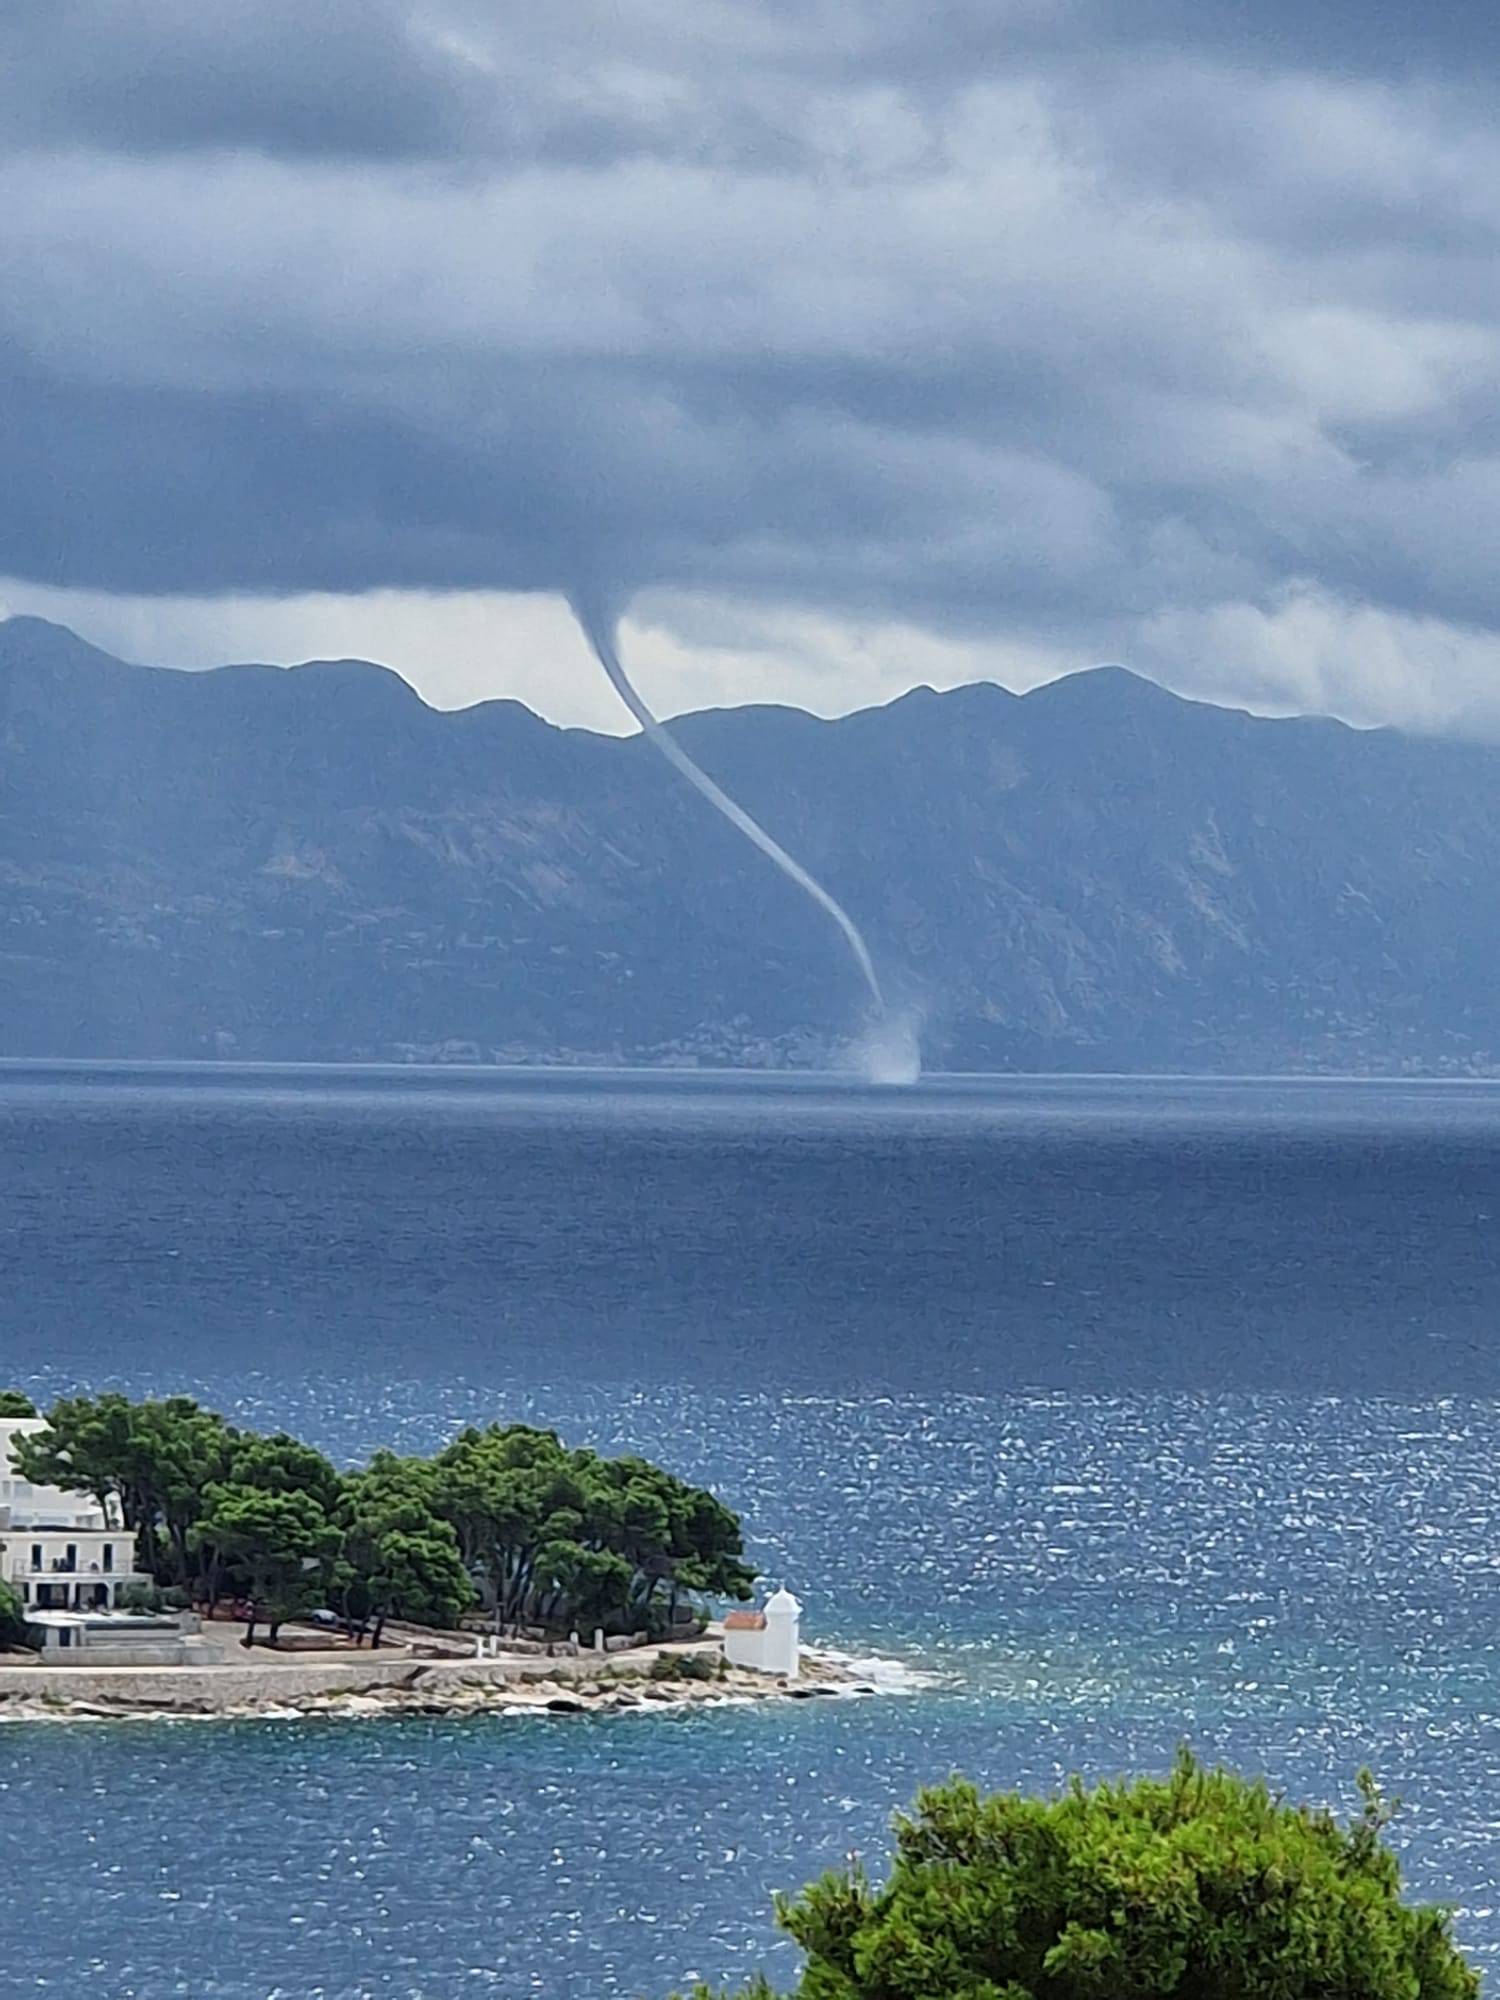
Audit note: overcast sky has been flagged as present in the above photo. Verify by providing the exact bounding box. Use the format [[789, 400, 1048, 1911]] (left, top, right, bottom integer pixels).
[[4, 0, 1499, 733]]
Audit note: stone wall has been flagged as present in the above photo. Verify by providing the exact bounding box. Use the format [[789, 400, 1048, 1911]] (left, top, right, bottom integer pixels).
[[0, 1643, 716, 1712], [41, 1640, 189, 1667]]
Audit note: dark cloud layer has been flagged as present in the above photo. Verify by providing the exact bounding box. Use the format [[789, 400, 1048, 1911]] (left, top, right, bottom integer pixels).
[[4, 1, 1499, 719]]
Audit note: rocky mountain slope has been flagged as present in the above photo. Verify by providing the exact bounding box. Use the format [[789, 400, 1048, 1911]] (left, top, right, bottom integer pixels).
[[3, 615, 1497, 1072]]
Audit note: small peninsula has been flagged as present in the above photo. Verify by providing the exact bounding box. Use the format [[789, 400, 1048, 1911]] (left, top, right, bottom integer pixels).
[[0, 1391, 867, 1722]]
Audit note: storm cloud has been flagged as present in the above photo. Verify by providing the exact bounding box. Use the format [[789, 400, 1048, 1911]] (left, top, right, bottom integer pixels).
[[4, 1, 1500, 727]]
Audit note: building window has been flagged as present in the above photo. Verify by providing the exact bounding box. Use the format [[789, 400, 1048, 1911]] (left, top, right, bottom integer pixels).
[[103, 1544, 113, 1572]]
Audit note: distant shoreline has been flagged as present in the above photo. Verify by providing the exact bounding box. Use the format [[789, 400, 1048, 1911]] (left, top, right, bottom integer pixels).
[[6, 1057, 1500, 1085]]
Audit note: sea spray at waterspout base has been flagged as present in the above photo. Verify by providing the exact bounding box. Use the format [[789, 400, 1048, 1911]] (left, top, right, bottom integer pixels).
[[844, 1006, 924, 1087], [571, 595, 888, 1017]]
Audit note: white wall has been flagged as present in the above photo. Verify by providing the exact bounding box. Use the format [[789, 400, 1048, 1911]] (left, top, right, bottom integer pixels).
[[723, 1596, 801, 1677], [724, 1622, 769, 1671]]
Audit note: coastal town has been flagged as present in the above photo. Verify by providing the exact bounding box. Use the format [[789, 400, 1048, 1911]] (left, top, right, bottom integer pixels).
[[0, 1396, 864, 1722]]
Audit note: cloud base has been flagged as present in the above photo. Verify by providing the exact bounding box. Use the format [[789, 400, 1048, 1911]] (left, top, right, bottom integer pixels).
[[4, 2, 1499, 730]]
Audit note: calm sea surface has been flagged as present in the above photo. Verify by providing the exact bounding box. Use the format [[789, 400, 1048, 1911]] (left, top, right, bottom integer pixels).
[[7, 1066, 1500, 1996]]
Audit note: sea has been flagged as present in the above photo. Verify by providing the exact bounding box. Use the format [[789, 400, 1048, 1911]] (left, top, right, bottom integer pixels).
[[7, 1064, 1500, 1997]]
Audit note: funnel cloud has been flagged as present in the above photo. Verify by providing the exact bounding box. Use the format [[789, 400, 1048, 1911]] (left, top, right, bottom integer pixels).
[[571, 593, 886, 1019]]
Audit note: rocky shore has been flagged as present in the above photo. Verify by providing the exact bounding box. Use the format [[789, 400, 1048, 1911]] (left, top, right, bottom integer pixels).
[[0, 1642, 883, 1726]]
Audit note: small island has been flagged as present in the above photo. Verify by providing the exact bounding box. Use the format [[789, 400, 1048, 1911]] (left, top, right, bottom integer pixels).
[[0, 1390, 866, 1722]]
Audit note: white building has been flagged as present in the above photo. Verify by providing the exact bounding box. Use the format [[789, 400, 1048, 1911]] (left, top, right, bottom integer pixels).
[[0, 1417, 143, 1612], [723, 1586, 802, 1677]]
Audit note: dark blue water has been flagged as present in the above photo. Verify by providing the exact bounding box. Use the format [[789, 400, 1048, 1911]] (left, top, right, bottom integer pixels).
[[8, 1063, 1500, 1394], [7, 1067, 1500, 1997]]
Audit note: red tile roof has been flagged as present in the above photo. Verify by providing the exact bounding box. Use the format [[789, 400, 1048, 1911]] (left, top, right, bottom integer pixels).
[[724, 1609, 766, 1630]]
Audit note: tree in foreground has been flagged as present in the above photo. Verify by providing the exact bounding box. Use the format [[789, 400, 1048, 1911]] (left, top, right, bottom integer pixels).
[[0, 1389, 36, 1417], [675, 1753, 1479, 1999]]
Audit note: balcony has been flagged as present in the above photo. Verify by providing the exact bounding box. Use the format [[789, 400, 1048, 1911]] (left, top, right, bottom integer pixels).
[[9, 1559, 117, 1579]]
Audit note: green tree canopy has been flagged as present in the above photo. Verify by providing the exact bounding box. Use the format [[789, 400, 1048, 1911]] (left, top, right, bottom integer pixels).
[[678, 1754, 1479, 2000], [15, 1392, 235, 1580], [15, 1393, 753, 1644], [14, 1391, 144, 1518], [192, 1483, 342, 1646], [0, 1389, 36, 1417], [338, 1455, 474, 1645], [430, 1424, 755, 1636], [223, 1431, 343, 1514]]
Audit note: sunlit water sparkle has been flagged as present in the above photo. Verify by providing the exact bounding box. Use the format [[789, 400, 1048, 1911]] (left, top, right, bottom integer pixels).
[[10, 1383, 1500, 1996], [7, 1069, 1500, 1995]]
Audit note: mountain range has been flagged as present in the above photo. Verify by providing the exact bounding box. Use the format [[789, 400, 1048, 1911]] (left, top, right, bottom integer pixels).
[[3, 613, 1498, 1073]]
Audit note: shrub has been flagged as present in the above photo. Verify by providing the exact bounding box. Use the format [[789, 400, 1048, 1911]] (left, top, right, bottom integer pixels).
[[0, 1579, 33, 1650], [672, 1751, 1479, 1998], [117, 1580, 190, 1614], [649, 1649, 721, 1683], [117, 1581, 165, 1612]]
